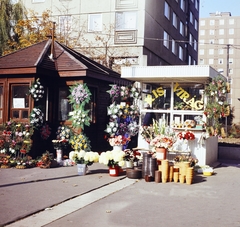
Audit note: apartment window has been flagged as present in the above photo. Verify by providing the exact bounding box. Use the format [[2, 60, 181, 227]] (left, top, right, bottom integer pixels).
[[179, 46, 183, 60], [229, 39, 234, 44], [163, 31, 169, 48], [218, 68, 223, 73], [173, 12, 177, 28], [200, 20, 205, 26], [32, 0, 45, 2], [229, 69, 233, 74], [199, 59, 204, 64], [209, 59, 213, 64], [229, 19, 234, 24], [200, 30, 205, 35], [218, 59, 223, 64], [219, 19, 224, 25], [219, 29, 224, 35], [180, 21, 184, 36], [116, 11, 137, 31], [194, 19, 198, 31], [172, 39, 176, 54], [210, 20, 215, 25], [88, 14, 102, 32], [199, 49, 204, 55], [219, 39, 224, 44], [209, 49, 214, 55], [194, 39, 197, 50], [195, 0, 199, 10], [229, 28, 234, 34], [209, 39, 214, 44], [218, 49, 224, 55], [59, 16, 72, 34], [164, 1, 170, 20], [189, 33, 193, 46], [229, 49, 234, 54], [188, 55, 192, 65], [229, 58, 233, 64], [180, 0, 185, 12], [209, 29, 214, 35], [199, 39, 204, 45], [190, 12, 193, 24]]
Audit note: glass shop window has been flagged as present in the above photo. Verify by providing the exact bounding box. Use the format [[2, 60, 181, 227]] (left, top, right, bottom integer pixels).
[[11, 84, 30, 121], [173, 83, 204, 111], [151, 85, 171, 110]]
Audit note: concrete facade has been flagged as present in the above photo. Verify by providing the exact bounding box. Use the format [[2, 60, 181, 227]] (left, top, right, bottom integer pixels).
[[198, 12, 240, 123]]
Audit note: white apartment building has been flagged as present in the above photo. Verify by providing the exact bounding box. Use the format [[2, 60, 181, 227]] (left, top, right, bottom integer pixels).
[[22, 0, 199, 71], [198, 12, 240, 124]]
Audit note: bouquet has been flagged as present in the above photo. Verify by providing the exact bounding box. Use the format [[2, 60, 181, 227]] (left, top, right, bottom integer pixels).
[[69, 133, 91, 152], [30, 108, 44, 128], [177, 131, 195, 140], [108, 135, 130, 146], [69, 150, 99, 166], [99, 149, 125, 168], [68, 108, 91, 130], [52, 126, 72, 149], [150, 134, 174, 149], [29, 78, 44, 101]]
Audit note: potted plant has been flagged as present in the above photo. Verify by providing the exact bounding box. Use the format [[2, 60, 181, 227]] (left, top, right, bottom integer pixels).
[[99, 149, 125, 176]]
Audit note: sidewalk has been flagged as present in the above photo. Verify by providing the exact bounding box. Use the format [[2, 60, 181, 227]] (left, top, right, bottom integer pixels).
[[2, 159, 240, 227]]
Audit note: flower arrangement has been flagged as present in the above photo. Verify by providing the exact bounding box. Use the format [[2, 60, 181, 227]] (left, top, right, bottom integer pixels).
[[69, 133, 91, 152], [120, 86, 130, 100], [40, 123, 51, 140], [30, 107, 44, 128], [173, 154, 198, 167], [177, 131, 195, 140], [107, 84, 120, 102], [105, 121, 119, 137], [123, 149, 141, 162], [29, 78, 44, 101], [150, 134, 174, 149], [68, 83, 91, 108], [99, 149, 125, 168], [130, 86, 141, 99], [69, 150, 99, 166], [68, 108, 91, 130], [52, 125, 73, 149], [108, 135, 130, 146]]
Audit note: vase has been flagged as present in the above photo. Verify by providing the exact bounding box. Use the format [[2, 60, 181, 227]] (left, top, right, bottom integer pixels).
[[125, 160, 133, 168], [181, 140, 189, 152], [109, 166, 120, 176], [112, 145, 123, 151], [56, 149, 63, 163], [77, 164, 87, 176], [155, 147, 167, 162]]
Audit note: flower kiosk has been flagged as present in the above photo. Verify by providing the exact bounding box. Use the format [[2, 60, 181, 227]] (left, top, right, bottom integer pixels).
[[121, 65, 223, 166]]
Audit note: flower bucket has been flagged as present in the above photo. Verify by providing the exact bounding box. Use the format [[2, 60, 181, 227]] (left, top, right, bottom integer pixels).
[[109, 166, 120, 177], [155, 147, 167, 161], [125, 160, 133, 168], [56, 149, 63, 163], [112, 145, 123, 151], [77, 164, 87, 176]]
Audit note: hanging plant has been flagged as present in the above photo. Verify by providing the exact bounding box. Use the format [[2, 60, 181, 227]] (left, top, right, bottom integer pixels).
[[29, 78, 44, 101], [68, 83, 91, 108]]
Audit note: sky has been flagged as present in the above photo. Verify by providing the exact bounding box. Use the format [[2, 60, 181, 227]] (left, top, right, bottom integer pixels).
[[199, 0, 240, 18]]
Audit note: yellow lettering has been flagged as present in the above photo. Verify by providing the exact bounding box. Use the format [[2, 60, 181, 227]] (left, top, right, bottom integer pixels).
[[194, 100, 204, 110], [156, 87, 164, 96], [152, 90, 158, 98], [179, 91, 190, 100], [185, 97, 195, 108], [173, 82, 180, 92]]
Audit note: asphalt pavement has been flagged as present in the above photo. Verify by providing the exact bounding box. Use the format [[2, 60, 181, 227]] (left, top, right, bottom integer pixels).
[[1, 160, 240, 227]]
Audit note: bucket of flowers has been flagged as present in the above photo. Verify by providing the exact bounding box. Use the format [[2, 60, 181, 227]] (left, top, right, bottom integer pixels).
[[176, 130, 195, 152]]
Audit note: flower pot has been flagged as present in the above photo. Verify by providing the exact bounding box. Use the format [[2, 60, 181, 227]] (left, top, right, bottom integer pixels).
[[77, 164, 87, 176], [125, 160, 133, 168], [56, 149, 63, 163], [109, 166, 120, 176], [155, 147, 167, 161]]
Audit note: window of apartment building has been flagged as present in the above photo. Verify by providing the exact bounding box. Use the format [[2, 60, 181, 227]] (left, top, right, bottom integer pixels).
[[180, 0, 185, 12], [218, 49, 224, 55], [199, 59, 204, 64], [219, 39, 224, 44], [219, 19, 224, 25], [116, 11, 137, 31], [229, 19, 234, 25], [209, 39, 214, 44], [172, 39, 176, 54], [229, 28, 234, 34], [209, 20, 215, 25], [200, 30, 205, 35], [164, 1, 171, 20], [209, 49, 214, 55], [219, 29, 224, 35], [88, 14, 102, 32], [229, 39, 234, 44], [32, 0, 45, 2], [229, 58, 233, 64], [163, 31, 170, 48], [194, 19, 198, 31], [209, 29, 214, 35], [194, 39, 197, 50], [209, 59, 213, 64], [179, 46, 183, 60], [189, 33, 193, 46], [59, 15, 72, 34], [190, 11, 193, 24], [229, 68, 233, 74], [200, 20, 205, 26], [173, 12, 177, 28], [195, 0, 199, 11], [218, 59, 223, 64], [199, 39, 204, 45], [199, 49, 204, 55], [188, 55, 192, 65], [180, 21, 184, 36], [229, 49, 234, 54], [218, 68, 223, 73]]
